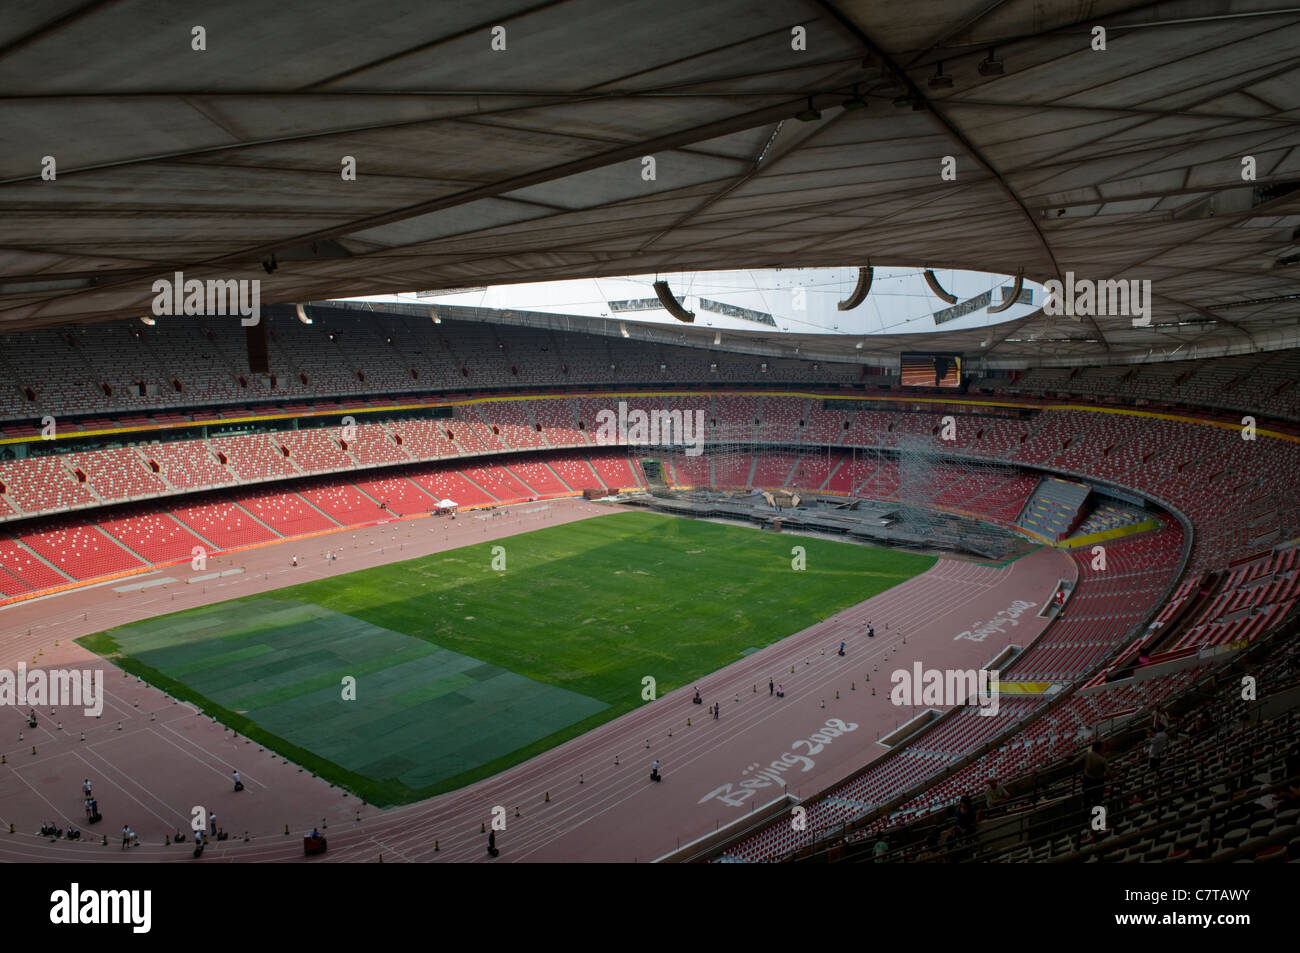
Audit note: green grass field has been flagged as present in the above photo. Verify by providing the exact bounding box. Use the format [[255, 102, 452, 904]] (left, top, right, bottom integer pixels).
[[78, 510, 935, 805]]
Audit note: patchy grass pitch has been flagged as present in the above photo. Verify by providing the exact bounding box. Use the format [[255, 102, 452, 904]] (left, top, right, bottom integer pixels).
[[78, 510, 934, 805]]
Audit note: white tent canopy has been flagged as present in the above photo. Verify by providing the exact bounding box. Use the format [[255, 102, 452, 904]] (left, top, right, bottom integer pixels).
[[438, 499, 457, 509]]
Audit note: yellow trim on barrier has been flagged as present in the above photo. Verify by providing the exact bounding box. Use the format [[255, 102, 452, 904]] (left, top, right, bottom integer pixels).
[[1060, 518, 1160, 549], [995, 682, 1053, 694], [1017, 526, 1053, 545]]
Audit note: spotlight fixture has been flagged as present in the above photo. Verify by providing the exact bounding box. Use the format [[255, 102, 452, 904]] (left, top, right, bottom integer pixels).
[[651, 280, 695, 323], [837, 265, 874, 311], [978, 48, 1004, 76], [988, 270, 1024, 314], [840, 84, 868, 111], [922, 269, 958, 305], [877, 75, 906, 98], [794, 97, 822, 122], [262, 254, 278, 274], [927, 61, 952, 89], [858, 56, 884, 82]]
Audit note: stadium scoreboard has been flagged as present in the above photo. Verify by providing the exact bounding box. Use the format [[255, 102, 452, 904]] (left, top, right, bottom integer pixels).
[[900, 352, 963, 388]]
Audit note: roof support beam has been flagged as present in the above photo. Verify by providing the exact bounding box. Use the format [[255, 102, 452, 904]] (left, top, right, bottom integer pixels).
[[806, 0, 1109, 352]]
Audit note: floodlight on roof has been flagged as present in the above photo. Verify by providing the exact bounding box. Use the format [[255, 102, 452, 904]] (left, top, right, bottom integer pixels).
[[652, 280, 695, 323], [978, 48, 1004, 76], [988, 271, 1024, 314], [794, 97, 821, 122], [841, 84, 868, 111], [837, 265, 874, 311], [922, 269, 958, 304], [858, 55, 883, 81]]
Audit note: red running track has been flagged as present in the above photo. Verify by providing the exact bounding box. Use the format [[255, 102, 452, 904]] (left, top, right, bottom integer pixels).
[[0, 502, 1071, 862]]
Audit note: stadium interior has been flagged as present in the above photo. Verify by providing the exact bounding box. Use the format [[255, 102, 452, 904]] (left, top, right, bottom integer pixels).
[[1, 0, 1299, 868]]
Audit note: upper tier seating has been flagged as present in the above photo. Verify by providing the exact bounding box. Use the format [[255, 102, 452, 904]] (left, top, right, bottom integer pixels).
[[2, 310, 1297, 423], [210, 433, 304, 481], [141, 440, 234, 490], [1007, 350, 1300, 421], [533, 397, 588, 446], [63, 447, 167, 502], [344, 423, 412, 467], [278, 430, 352, 472], [386, 419, 463, 460], [0, 456, 100, 513], [457, 401, 548, 451]]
